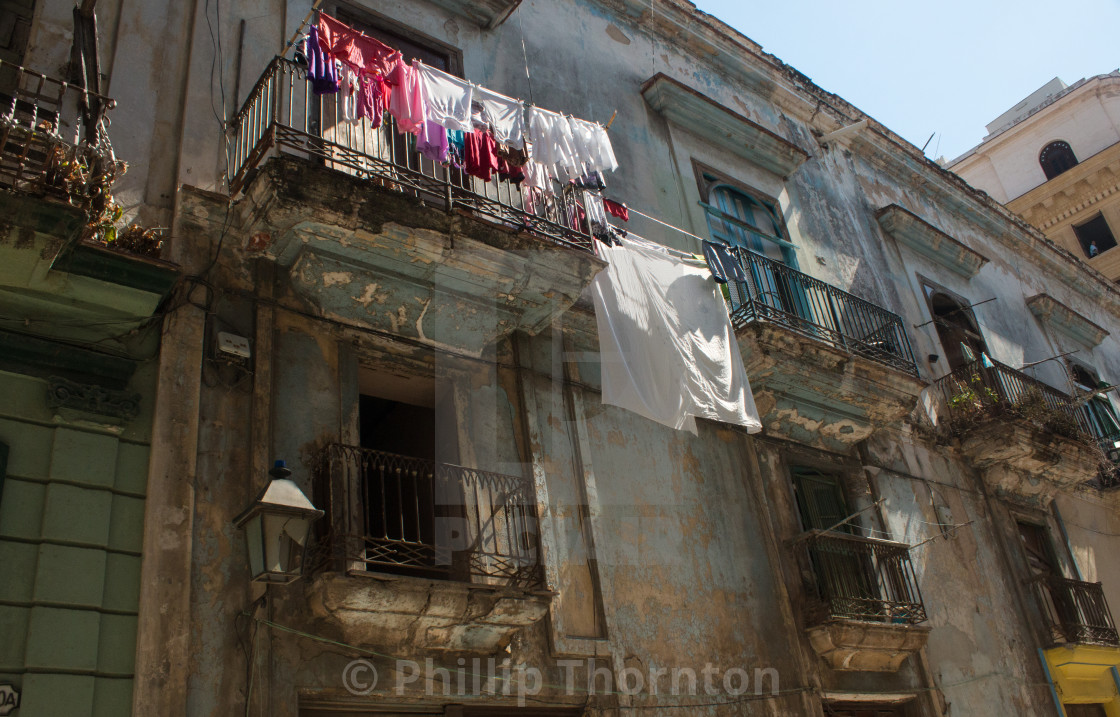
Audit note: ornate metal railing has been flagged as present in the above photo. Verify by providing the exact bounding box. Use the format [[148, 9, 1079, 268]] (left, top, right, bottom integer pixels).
[[726, 249, 918, 375], [315, 443, 543, 588], [0, 59, 116, 194], [931, 358, 1091, 437], [804, 530, 926, 625], [228, 57, 592, 252], [1031, 575, 1119, 646]]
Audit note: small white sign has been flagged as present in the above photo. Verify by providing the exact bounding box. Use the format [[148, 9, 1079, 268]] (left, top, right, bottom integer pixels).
[[0, 684, 19, 715]]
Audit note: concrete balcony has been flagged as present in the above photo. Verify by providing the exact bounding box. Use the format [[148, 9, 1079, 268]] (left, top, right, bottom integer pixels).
[[727, 251, 925, 451], [797, 530, 930, 672], [930, 359, 1100, 503], [227, 59, 604, 355]]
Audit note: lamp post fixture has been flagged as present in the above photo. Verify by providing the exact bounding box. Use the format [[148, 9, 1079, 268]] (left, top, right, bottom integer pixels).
[[234, 460, 323, 584]]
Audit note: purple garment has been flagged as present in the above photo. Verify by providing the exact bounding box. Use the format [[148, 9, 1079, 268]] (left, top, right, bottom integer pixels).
[[306, 26, 339, 95], [417, 120, 449, 163]]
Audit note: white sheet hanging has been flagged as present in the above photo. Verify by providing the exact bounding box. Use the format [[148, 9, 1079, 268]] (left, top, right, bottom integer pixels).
[[590, 235, 762, 434]]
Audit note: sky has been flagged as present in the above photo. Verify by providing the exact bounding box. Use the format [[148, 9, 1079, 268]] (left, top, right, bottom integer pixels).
[[690, 0, 1120, 162]]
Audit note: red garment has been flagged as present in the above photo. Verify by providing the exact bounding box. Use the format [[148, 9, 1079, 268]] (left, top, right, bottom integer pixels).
[[318, 13, 401, 77], [604, 198, 629, 222], [464, 129, 501, 182], [358, 73, 389, 127]]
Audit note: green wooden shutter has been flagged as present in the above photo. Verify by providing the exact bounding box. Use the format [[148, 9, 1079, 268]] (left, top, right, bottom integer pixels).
[[792, 469, 851, 532]]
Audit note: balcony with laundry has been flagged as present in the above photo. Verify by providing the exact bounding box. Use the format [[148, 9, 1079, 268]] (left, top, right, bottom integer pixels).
[[930, 357, 1102, 501], [715, 241, 925, 452], [306, 442, 552, 654], [0, 59, 179, 393], [224, 13, 613, 355]]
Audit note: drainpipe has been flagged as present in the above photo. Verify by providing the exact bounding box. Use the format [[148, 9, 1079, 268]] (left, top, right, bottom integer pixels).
[[1038, 648, 1066, 717]]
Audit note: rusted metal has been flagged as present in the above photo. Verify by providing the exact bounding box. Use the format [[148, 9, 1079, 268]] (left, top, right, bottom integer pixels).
[[1030, 574, 1120, 646], [316, 443, 544, 588], [228, 57, 593, 252], [804, 530, 927, 625]]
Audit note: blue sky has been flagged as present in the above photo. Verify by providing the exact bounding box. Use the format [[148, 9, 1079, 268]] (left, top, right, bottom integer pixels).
[[691, 0, 1120, 162]]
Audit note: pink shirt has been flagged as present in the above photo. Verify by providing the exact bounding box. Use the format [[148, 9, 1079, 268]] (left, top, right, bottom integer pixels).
[[387, 60, 427, 135]]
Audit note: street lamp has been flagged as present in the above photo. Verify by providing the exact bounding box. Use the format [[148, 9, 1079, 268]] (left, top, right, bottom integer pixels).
[[234, 460, 323, 584]]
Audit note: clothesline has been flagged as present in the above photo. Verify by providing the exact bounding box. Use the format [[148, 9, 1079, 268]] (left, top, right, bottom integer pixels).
[[625, 205, 707, 247]]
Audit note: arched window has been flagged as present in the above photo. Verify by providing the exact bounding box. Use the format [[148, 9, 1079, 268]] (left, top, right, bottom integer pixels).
[[1039, 141, 1079, 180], [927, 291, 987, 371]]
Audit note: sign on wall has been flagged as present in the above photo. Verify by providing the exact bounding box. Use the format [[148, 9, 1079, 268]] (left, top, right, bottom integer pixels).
[[0, 684, 18, 715]]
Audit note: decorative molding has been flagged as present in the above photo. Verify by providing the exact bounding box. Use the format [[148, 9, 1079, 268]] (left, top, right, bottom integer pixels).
[[875, 204, 989, 278], [1027, 293, 1109, 347], [641, 73, 810, 178], [47, 376, 142, 421]]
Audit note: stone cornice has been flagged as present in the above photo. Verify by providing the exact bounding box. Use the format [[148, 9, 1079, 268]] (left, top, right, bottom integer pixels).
[[1027, 294, 1109, 347], [875, 204, 988, 279], [641, 73, 810, 177]]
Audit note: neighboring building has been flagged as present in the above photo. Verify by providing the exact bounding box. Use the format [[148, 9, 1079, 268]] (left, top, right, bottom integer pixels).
[[947, 71, 1120, 281], [2, 2, 1120, 717], [0, 63, 180, 714]]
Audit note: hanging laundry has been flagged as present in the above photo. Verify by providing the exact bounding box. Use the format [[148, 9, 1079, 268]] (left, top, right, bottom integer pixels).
[[522, 159, 551, 194], [573, 171, 606, 191], [318, 13, 401, 77], [340, 65, 359, 123], [590, 235, 762, 434], [528, 106, 580, 176], [472, 85, 526, 150], [584, 191, 611, 243], [464, 128, 501, 181], [416, 62, 473, 132], [305, 25, 340, 95], [604, 198, 628, 222], [417, 120, 449, 163], [387, 59, 428, 134], [568, 117, 618, 174], [356, 72, 389, 126], [447, 129, 466, 169], [701, 241, 748, 284]]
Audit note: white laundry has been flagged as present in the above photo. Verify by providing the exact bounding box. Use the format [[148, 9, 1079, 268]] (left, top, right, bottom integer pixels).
[[568, 117, 618, 174], [528, 106, 579, 176], [340, 65, 359, 124], [473, 85, 525, 148], [590, 235, 762, 434], [416, 62, 473, 132]]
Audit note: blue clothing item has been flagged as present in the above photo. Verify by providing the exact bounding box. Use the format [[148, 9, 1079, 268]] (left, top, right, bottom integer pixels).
[[702, 241, 748, 284], [306, 26, 339, 95]]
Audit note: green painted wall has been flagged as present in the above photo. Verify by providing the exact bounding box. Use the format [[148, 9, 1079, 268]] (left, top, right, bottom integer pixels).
[[0, 368, 153, 717]]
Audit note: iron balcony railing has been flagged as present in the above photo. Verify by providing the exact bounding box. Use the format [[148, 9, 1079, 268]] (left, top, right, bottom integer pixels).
[[804, 530, 927, 625], [228, 56, 593, 252], [1031, 575, 1120, 646], [0, 59, 115, 194], [931, 358, 1091, 437], [726, 249, 919, 375], [315, 443, 543, 588]]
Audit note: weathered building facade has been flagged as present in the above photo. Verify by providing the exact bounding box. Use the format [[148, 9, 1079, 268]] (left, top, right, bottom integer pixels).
[[2, 1, 1120, 716]]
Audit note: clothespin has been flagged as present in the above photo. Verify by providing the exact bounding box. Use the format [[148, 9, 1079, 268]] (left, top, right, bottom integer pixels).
[[604, 110, 618, 130]]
